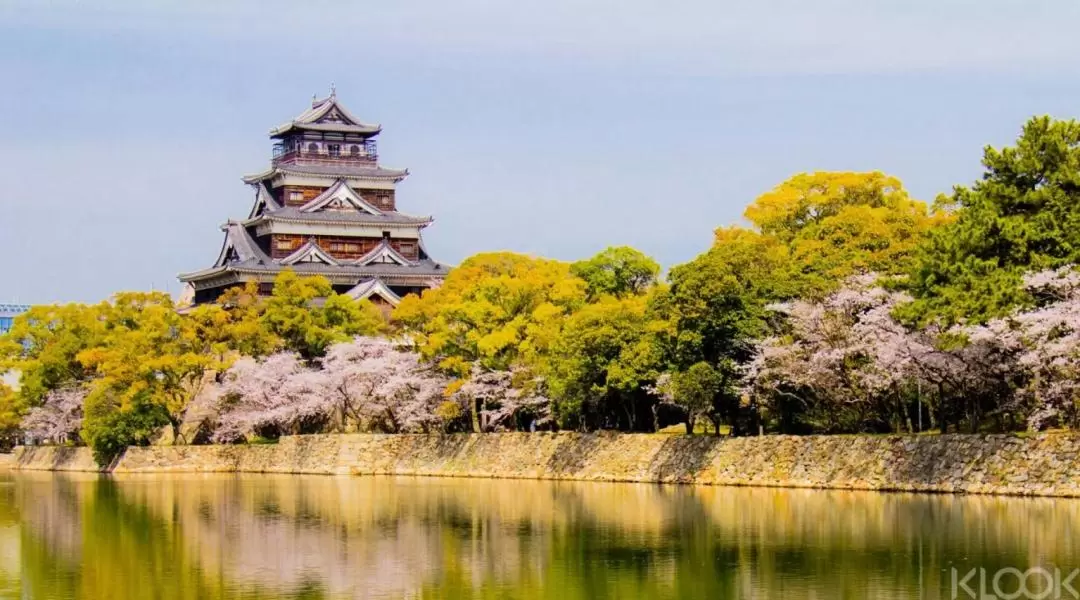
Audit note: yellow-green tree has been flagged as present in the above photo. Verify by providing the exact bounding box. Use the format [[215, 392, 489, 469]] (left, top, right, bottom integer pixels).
[[262, 270, 385, 360], [186, 281, 281, 360], [77, 292, 215, 461], [393, 252, 587, 376], [744, 171, 943, 297], [0, 302, 110, 406], [0, 382, 18, 450]]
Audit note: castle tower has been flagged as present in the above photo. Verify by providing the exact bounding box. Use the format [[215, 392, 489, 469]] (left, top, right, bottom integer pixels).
[[179, 91, 447, 308]]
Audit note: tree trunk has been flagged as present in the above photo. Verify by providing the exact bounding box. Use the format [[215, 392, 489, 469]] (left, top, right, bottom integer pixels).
[[685, 417, 694, 435]]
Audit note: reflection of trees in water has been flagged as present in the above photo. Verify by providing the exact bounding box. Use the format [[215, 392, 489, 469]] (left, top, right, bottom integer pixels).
[[10, 473, 324, 600], [13, 472, 85, 563], [9, 473, 1080, 599]]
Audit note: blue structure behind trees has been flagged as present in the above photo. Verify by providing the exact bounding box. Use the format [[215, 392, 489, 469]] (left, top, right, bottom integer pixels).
[[0, 304, 29, 335]]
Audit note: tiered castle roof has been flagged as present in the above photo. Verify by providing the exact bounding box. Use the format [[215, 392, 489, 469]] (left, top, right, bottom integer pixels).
[[179, 91, 448, 306]]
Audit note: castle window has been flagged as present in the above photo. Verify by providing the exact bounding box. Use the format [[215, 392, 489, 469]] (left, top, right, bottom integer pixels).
[[349, 144, 361, 156], [328, 144, 341, 157], [330, 242, 360, 253], [276, 239, 295, 251], [307, 142, 319, 154], [289, 191, 303, 202]]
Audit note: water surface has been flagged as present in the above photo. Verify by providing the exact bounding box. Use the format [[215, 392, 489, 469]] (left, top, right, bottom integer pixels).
[[2, 472, 1078, 599]]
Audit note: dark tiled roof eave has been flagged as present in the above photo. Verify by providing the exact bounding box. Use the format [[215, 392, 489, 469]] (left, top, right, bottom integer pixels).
[[246, 209, 433, 227], [270, 122, 382, 136], [180, 263, 448, 286], [242, 164, 409, 184]]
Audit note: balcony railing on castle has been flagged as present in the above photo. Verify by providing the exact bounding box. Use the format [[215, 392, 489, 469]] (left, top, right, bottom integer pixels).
[[272, 145, 378, 167]]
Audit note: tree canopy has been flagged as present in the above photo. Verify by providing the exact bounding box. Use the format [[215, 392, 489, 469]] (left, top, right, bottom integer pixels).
[[904, 116, 1080, 324], [393, 252, 586, 375], [744, 171, 942, 297], [570, 246, 660, 300]]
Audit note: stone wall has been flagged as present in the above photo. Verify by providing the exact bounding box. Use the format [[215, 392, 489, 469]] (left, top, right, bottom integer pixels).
[[12, 432, 1080, 497], [12, 445, 102, 472]]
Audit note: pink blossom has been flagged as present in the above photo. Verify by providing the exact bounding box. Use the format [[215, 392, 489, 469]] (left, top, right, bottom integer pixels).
[[454, 367, 550, 431], [22, 387, 86, 444]]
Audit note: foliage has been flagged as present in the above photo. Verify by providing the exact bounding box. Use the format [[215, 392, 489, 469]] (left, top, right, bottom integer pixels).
[[0, 302, 109, 406], [0, 382, 20, 451], [262, 270, 385, 360], [657, 227, 789, 378], [667, 363, 723, 435], [393, 252, 586, 375], [186, 282, 280, 359], [905, 117, 1080, 324], [742, 269, 1080, 435], [77, 292, 218, 448], [545, 295, 665, 431], [744, 171, 942, 297], [653, 226, 808, 434], [745, 275, 926, 433], [0, 271, 388, 463], [212, 338, 453, 441], [571, 246, 660, 300]]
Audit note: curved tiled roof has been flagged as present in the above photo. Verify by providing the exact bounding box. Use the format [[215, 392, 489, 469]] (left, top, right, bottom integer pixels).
[[269, 93, 381, 137], [249, 207, 432, 227], [345, 279, 403, 306], [179, 223, 448, 284], [242, 163, 409, 184]]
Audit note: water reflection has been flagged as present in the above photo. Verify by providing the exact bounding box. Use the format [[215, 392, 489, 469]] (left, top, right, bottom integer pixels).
[[3, 472, 1079, 599]]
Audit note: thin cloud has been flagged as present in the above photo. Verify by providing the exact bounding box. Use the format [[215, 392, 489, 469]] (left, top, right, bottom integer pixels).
[[5, 0, 1080, 74]]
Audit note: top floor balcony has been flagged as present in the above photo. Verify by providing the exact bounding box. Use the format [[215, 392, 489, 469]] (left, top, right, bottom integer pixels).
[[272, 139, 378, 167]]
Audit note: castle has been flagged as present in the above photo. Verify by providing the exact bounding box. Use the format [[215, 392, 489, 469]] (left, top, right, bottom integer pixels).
[[179, 90, 447, 308]]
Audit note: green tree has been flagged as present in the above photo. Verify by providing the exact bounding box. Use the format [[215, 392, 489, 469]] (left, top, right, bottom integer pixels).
[[545, 295, 665, 431], [904, 116, 1080, 324], [262, 270, 385, 360], [669, 362, 723, 435], [654, 228, 794, 435], [571, 246, 660, 300], [658, 228, 790, 368]]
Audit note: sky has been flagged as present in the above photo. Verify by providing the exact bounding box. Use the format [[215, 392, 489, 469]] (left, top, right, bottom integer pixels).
[[1, 0, 1080, 303]]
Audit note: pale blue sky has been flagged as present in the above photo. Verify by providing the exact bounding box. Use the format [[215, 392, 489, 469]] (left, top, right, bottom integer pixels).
[[2, 1, 1079, 303]]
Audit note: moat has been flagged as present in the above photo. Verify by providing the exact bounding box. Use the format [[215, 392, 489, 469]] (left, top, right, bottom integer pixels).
[[3, 472, 1080, 599]]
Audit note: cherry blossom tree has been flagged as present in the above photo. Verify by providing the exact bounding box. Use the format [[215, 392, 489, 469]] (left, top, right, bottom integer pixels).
[[21, 387, 86, 444], [1006, 267, 1080, 429], [744, 275, 916, 431], [742, 269, 1080, 434], [453, 366, 551, 432], [212, 352, 332, 442], [321, 337, 452, 433]]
